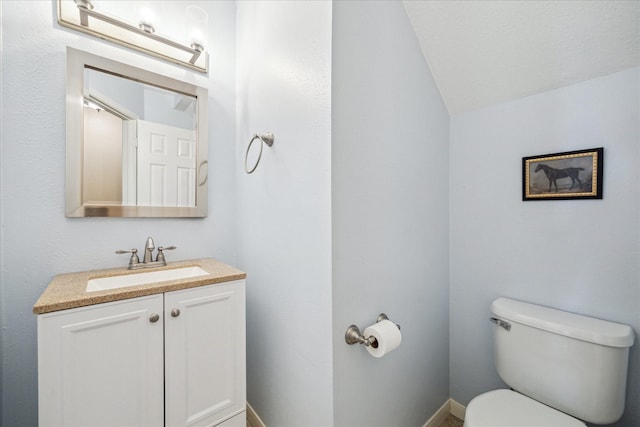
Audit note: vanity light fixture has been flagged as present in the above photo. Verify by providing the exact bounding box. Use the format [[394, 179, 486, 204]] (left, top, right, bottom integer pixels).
[[137, 6, 156, 34], [185, 6, 208, 55], [57, 0, 209, 73], [190, 35, 205, 54]]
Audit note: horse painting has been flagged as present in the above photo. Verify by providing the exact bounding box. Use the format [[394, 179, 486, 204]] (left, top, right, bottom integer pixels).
[[534, 164, 584, 192]]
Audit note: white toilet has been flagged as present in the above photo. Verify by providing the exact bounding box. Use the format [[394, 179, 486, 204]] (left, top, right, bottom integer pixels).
[[464, 297, 635, 427]]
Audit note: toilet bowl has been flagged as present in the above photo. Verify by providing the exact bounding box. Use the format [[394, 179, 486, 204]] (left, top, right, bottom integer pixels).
[[463, 389, 585, 427], [463, 297, 634, 426]]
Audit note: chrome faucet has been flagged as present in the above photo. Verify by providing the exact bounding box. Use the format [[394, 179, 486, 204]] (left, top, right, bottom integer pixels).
[[143, 237, 155, 263], [116, 236, 176, 270]]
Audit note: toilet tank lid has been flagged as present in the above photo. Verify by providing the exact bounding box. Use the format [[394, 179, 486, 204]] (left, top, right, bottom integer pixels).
[[491, 298, 635, 348]]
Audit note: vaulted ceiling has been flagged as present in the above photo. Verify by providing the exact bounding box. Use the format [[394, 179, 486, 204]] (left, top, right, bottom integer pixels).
[[402, 1, 640, 114]]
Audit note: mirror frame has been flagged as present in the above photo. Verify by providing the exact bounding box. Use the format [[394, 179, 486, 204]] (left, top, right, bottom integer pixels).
[[66, 47, 208, 218]]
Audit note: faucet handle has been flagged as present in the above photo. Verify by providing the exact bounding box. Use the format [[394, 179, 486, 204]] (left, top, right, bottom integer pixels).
[[116, 248, 140, 268], [156, 246, 176, 264]]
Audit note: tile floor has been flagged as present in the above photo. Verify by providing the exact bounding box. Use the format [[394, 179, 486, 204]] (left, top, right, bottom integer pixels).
[[439, 414, 464, 427], [246, 413, 464, 427]]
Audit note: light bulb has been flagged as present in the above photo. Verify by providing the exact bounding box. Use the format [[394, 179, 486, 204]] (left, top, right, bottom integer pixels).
[[190, 29, 204, 51], [138, 6, 156, 33], [186, 5, 207, 51]]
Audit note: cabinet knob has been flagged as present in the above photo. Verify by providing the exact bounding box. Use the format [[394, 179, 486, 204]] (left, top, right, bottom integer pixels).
[[171, 308, 181, 318], [149, 313, 160, 323]]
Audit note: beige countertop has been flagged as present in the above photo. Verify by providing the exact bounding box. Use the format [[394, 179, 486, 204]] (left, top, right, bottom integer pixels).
[[33, 258, 246, 314]]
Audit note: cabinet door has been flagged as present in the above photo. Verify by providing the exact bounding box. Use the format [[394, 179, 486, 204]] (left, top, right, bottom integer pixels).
[[216, 411, 247, 427], [38, 295, 164, 427], [165, 280, 246, 427]]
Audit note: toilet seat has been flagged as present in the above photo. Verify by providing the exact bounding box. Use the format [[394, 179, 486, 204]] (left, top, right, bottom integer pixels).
[[464, 389, 586, 427]]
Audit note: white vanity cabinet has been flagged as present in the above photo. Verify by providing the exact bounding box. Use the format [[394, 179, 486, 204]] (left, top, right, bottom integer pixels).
[[164, 280, 246, 426], [38, 294, 165, 426], [37, 279, 246, 427]]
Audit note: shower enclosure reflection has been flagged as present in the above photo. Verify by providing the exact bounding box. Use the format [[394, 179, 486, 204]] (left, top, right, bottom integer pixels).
[[66, 48, 208, 217]]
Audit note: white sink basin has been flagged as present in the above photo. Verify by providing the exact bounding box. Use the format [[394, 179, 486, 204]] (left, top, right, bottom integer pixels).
[[87, 266, 209, 292]]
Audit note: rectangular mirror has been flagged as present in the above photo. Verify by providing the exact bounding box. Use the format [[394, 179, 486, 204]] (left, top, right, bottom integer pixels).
[[66, 47, 208, 217]]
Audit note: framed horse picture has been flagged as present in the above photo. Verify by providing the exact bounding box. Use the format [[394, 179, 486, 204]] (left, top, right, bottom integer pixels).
[[522, 147, 603, 201]]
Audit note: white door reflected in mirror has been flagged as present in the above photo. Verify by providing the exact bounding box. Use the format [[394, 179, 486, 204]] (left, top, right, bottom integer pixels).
[[83, 68, 197, 208]]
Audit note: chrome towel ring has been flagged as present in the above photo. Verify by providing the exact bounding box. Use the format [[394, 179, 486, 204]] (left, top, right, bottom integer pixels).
[[197, 160, 208, 186], [245, 132, 274, 174]]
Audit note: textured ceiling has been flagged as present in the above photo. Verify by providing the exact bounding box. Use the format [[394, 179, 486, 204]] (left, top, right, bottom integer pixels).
[[402, 0, 640, 114]]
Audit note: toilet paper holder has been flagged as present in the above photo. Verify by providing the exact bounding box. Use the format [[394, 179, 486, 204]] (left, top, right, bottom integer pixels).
[[345, 313, 400, 347]]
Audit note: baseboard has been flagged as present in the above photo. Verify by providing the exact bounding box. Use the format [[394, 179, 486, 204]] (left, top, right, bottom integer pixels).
[[422, 398, 466, 427], [247, 402, 267, 427], [250, 398, 464, 427], [449, 398, 466, 420], [422, 399, 450, 427]]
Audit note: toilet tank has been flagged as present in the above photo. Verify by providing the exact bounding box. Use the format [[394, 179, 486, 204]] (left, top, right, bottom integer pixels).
[[491, 297, 635, 425]]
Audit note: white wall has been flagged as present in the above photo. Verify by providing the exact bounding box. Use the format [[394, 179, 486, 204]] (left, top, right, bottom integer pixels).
[[0, 2, 4, 419], [4, 2, 637, 426], [0, 2, 238, 425], [235, 2, 334, 426], [450, 68, 640, 426], [331, 2, 450, 426]]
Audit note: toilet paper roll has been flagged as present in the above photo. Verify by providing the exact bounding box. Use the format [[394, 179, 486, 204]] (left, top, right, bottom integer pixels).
[[363, 319, 402, 358]]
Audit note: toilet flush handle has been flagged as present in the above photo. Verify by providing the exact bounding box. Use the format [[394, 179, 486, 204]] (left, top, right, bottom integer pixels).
[[490, 317, 511, 331]]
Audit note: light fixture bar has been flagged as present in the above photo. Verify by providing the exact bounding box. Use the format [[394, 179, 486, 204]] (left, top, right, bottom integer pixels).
[[77, 5, 200, 58], [58, 0, 208, 72]]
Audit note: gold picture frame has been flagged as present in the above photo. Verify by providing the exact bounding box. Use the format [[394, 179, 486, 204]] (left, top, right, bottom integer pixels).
[[523, 148, 603, 200]]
